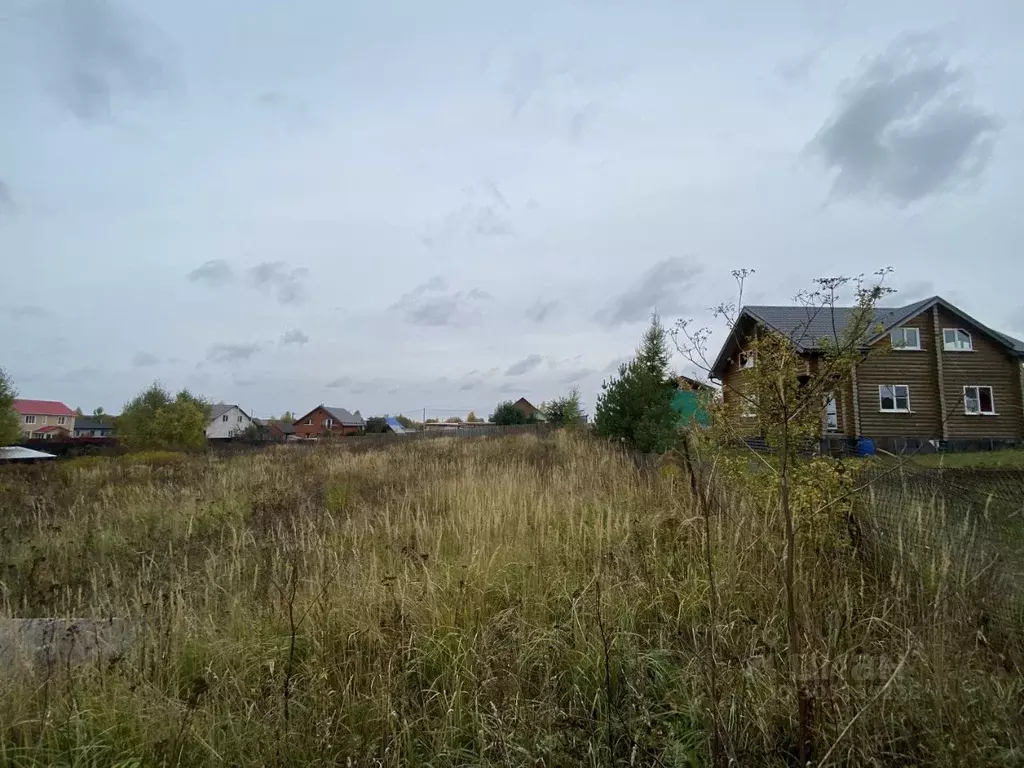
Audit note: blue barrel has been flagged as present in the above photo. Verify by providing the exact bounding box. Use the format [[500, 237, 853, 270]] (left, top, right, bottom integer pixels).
[[855, 437, 876, 457]]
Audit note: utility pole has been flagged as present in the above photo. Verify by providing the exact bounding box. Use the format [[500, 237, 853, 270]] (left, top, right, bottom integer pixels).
[[422, 407, 426, 424]]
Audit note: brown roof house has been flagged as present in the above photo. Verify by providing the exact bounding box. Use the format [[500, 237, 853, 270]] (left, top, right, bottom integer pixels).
[[709, 296, 1024, 447], [294, 405, 365, 438], [512, 398, 545, 422]]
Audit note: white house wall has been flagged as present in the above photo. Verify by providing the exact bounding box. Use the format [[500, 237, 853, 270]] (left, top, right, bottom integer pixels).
[[206, 406, 252, 439]]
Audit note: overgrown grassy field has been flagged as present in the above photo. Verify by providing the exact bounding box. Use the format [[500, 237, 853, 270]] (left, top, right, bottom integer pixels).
[[1, 434, 1022, 766]]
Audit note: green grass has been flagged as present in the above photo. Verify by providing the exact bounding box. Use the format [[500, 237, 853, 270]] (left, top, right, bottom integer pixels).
[[0, 434, 1021, 766]]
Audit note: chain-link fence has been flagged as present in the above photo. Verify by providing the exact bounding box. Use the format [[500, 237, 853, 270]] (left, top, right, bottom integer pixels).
[[850, 466, 1024, 629]]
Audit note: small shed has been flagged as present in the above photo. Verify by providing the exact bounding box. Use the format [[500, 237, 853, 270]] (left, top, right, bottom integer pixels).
[[671, 376, 715, 427], [0, 447, 57, 464]]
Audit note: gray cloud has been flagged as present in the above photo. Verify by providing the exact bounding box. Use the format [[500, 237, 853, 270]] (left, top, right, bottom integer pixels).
[[280, 328, 309, 346], [326, 376, 351, 389], [207, 342, 260, 363], [5, 305, 50, 319], [526, 298, 559, 323], [777, 48, 822, 84], [132, 351, 159, 367], [390, 276, 491, 327], [505, 354, 545, 376], [811, 34, 1000, 204], [560, 368, 596, 384], [596, 257, 703, 326], [35, 0, 172, 121], [247, 261, 310, 305], [421, 182, 516, 247], [187, 259, 234, 286]]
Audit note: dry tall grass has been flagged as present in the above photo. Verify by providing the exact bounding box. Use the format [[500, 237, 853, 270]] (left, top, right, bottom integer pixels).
[[1, 433, 1021, 766]]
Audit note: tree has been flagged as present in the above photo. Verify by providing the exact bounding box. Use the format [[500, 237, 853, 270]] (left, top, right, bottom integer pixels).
[[364, 416, 387, 434], [279, 410, 295, 422], [594, 313, 678, 452], [0, 367, 20, 446], [466, 411, 482, 423], [74, 406, 84, 417], [674, 270, 894, 763], [490, 400, 532, 425], [118, 383, 209, 451], [542, 386, 584, 428], [425, 418, 439, 424], [395, 414, 416, 429], [444, 416, 463, 423]]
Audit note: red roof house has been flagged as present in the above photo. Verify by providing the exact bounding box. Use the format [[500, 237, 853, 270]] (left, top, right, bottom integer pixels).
[[13, 399, 76, 440]]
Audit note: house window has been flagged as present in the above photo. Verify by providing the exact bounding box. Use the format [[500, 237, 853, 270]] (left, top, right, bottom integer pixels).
[[890, 327, 921, 350], [57, 416, 66, 425], [305, 418, 313, 425], [963, 386, 995, 415], [825, 395, 839, 432], [222, 414, 229, 422], [238, 415, 244, 422], [739, 351, 755, 369], [24, 415, 35, 424], [324, 418, 334, 428], [879, 384, 910, 413], [943, 328, 972, 351], [739, 393, 757, 418]]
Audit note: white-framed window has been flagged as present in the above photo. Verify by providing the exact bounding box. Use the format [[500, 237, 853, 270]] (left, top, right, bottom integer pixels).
[[879, 384, 910, 413], [890, 327, 921, 350], [739, 350, 755, 369], [57, 416, 66, 425], [963, 386, 995, 415], [943, 328, 973, 351], [305, 418, 313, 426], [40, 416, 47, 424], [324, 418, 334, 428], [222, 414, 229, 422], [238, 415, 244, 422], [24, 415, 35, 424], [825, 395, 839, 432]]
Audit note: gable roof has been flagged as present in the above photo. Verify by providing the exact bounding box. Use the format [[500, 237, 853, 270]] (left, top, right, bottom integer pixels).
[[13, 399, 75, 417], [209, 403, 250, 422], [323, 406, 364, 426], [384, 416, 408, 433], [711, 295, 1024, 379]]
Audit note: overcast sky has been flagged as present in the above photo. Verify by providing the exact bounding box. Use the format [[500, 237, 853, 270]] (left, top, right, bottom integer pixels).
[[2, 0, 1022, 419]]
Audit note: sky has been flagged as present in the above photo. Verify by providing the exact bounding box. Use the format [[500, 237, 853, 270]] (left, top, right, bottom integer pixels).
[[2, 0, 1023, 420]]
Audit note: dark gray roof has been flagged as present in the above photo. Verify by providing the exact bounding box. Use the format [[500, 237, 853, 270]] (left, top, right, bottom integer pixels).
[[711, 295, 1024, 379], [74, 419, 112, 432], [209, 403, 250, 422], [324, 406, 364, 426]]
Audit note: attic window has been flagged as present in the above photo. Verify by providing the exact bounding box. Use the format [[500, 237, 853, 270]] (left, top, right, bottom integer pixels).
[[222, 414, 229, 422], [304, 418, 313, 425], [943, 328, 973, 351], [739, 351, 755, 369], [890, 327, 921, 351], [325, 418, 334, 428]]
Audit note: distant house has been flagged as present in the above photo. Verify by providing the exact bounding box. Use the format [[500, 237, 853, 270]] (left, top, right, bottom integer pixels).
[[294, 405, 365, 438], [671, 376, 715, 428], [13, 399, 75, 440], [206, 404, 254, 439], [73, 418, 115, 438], [384, 416, 413, 434], [512, 398, 545, 422], [259, 419, 297, 441]]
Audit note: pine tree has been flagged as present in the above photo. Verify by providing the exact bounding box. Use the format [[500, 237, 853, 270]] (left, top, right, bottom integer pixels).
[[595, 313, 678, 452]]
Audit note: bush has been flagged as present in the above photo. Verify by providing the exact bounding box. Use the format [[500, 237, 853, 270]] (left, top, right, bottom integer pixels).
[[490, 401, 534, 425], [118, 383, 208, 452]]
